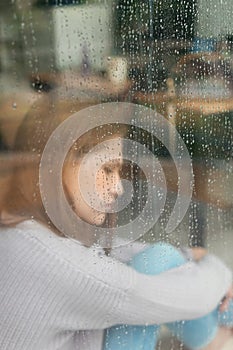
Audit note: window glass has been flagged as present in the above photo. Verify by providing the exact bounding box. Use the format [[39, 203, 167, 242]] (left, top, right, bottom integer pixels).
[[0, 1, 232, 349]]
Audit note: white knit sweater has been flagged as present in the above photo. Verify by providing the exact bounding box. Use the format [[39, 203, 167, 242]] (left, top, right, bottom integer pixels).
[[0, 220, 232, 350]]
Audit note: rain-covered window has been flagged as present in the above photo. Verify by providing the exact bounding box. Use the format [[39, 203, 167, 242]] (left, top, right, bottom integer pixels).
[[0, 1, 233, 349]]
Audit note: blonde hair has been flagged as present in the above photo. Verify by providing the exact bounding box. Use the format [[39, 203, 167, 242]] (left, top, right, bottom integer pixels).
[[1, 91, 128, 245]]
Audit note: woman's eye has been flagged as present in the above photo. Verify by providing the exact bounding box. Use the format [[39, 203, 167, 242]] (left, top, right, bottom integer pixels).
[[104, 166, 113, 174]]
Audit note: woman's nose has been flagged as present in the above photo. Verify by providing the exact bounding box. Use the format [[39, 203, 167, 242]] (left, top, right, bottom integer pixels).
[[110, 173, 124, 198]]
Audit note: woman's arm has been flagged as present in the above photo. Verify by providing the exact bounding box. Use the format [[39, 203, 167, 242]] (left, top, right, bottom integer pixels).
[[111, 244, 233, 322], [122, 254, 232, 325], [190, 247, 233, 312], [7, 221, 232, 331]]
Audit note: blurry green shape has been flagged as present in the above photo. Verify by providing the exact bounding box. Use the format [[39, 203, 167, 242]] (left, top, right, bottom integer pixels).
[[114, 0, 197, 54], [176, 112, 233, 159]]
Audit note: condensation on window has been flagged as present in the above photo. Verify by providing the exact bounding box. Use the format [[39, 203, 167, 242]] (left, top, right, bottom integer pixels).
[[0, 1, 232, 349]]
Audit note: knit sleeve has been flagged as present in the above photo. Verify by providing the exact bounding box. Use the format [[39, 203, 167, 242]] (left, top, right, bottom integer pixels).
[[21, 223, 232, 328], [5, 221, 232, 332], [119, 254, 232, 325]]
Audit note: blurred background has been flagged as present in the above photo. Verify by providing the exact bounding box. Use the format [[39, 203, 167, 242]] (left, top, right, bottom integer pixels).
[[0, 1, 233, 348]]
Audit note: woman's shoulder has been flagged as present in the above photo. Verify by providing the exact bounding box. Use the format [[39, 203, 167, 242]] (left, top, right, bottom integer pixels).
[[0, 220, 98, 271], [0, 219, 70, 250], [0, 219, 135, 317], [0, 219, 131, 286]]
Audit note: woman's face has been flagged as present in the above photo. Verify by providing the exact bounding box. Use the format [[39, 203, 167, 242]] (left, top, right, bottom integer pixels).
[[63, 138, 124, 226]]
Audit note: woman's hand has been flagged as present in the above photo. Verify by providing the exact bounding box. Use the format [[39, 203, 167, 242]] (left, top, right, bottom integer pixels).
[[191, 247, 208, 261], [219, 286, 233, 312], [191, 247, 233, 312]]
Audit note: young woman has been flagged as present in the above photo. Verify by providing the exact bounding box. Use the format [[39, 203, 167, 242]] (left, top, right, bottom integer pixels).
[[0, 93, 232, 350]]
